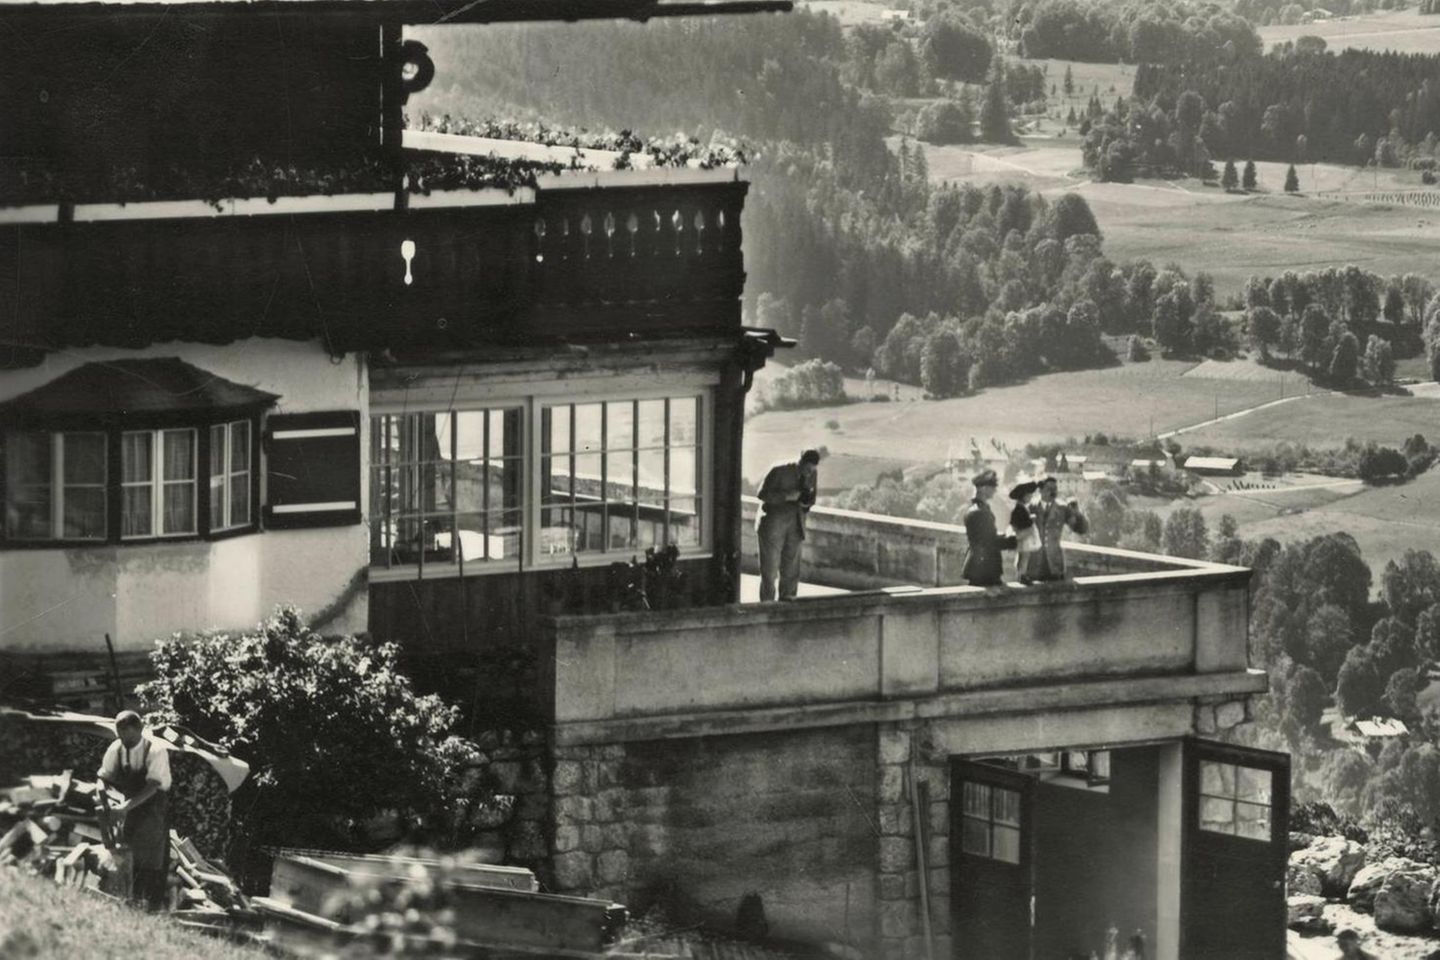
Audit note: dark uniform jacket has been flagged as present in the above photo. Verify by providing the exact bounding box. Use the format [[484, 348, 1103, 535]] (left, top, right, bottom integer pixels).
[[962, 498, 1016, 585]]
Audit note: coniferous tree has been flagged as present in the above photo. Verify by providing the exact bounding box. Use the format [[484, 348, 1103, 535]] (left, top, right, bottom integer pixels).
[[980, 55, 1012, 143], [1242, 160, 1258, 190], [1221, 160, 1239, 191], [1284, 164, 1300, 192], [1063, 63, 1074, 96]]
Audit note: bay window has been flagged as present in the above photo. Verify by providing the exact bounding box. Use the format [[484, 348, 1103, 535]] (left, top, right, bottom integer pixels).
[[122, 429, 197, 538], [209, 420, 252, 531], [3, 432, 107, 541], [369, 392, 708, 574]]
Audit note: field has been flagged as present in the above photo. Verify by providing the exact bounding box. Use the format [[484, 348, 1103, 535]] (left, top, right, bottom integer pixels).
[[1259, 9, 1440, 54], [1175, 391, 1440, 450]]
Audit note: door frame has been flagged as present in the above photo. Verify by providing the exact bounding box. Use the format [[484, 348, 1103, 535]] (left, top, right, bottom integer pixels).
[[950, 760, 1036, 960]]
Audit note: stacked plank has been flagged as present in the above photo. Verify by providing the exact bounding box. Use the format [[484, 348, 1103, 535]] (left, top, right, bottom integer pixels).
[[0, 769, 260, 943]]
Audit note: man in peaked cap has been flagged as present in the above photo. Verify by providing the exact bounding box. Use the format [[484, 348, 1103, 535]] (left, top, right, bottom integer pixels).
[[962, 468, 1016, 587]]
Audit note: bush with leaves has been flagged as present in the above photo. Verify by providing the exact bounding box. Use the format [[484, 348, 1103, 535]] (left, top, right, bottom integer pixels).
[[140, 608, 482, 872]]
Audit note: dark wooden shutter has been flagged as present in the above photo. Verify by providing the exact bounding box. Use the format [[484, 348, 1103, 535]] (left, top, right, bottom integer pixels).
[[264, 411, 361, 529]]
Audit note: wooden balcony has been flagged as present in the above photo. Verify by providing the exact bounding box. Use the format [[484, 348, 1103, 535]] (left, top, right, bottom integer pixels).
[[0, 168, 747, 361], [544, 504, 1264, 745]]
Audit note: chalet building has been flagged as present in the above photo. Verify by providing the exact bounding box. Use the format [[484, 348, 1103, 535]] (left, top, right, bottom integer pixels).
[[0, 1, 1288, 958]]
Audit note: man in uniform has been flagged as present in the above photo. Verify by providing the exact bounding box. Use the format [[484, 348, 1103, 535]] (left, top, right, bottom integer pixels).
[[962, 469, 1016, 587], [98, 710, 171, 910], [1026, 475, 1089, 582], [756, 448, 820, 601]]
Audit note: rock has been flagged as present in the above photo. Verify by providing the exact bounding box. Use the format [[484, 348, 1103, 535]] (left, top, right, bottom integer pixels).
[[1292, 836, 1367, 897], [1287, 894, 1326, 927], [1375, 865, 1438, 934], [1290, 915, 1335, 937], [1288, 859, 1323, 896], [1349, 857, 1417, 912], [1289, 831, 1316, 852]]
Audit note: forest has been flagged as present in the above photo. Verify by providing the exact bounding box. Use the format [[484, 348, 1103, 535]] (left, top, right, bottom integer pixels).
[[1012, 0, 1261, 63]]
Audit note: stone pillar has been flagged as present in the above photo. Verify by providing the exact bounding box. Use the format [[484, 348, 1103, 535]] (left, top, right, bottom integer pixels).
[[550, 742, 631, 902], [876, 722, 952, 960]]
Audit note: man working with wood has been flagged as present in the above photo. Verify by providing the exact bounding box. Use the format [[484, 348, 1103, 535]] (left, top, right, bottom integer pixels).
[[97, 710, 171, 910]]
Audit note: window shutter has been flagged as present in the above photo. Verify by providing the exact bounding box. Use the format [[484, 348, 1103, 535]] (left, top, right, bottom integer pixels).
[[264, 411, 361, 529]]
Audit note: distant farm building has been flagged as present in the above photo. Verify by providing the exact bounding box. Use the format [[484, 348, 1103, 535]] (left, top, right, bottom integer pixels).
[[879, 8, 911, 20], [1182, 456, 1244, 477]]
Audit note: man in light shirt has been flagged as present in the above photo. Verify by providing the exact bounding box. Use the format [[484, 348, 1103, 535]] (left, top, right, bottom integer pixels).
[[97, 710, 171, 910]]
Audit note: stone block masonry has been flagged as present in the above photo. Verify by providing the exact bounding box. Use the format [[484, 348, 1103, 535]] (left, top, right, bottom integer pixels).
[[873, 723, 950, 960]]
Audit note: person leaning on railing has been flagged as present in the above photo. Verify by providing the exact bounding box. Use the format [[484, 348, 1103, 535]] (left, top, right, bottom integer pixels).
[[755, 448, 820, 602]]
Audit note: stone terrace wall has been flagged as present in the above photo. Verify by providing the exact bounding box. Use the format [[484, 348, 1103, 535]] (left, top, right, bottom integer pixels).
[[874, 722, 951, 960], [550, 726, 881, 950]]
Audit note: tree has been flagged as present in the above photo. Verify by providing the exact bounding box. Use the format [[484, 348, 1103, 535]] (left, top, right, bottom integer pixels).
[[923, 16, 993, 83], [1152, 289, 1191, 355], [1063, 63, 1074, 96], [1362, 334, 1395, 385], [1299, 303, 1332, 371], [1221, 160, 1239, 191], [1162, 507, 1208, 560], [1358, 444, 1408, 482], [1242, 159, 1258, 191], [980, 55, 1012, 144], [1210, 514, 1244, 565], [1247, 305, 1281, 360], [1048, 193, 1101, 243], [1328, 330, 1360, 384], [140, 607, 481, 859], [1384, 667, 1421, 719], [1381, 550, 1440, 626], [1306, 604, 1357, 684], [875, 41, 922, 98], [1284, 164, 1300, 192], [1415, 605, 1440, 661], [1335, 646, 1385, 716], [1285, 664, 1329, 734], [1084, 481, 1129, 547], [918, 98, 975, 145], [920, 330, 971, 398]]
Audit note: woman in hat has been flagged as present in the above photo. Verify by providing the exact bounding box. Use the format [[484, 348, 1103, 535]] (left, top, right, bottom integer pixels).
[[1008, 481, 1040, 583]]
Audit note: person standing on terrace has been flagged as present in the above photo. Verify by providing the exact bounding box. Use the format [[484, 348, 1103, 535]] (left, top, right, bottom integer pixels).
[[756, 449, 820, 601], [1026, 475, 1089, 582], [962, 469, 1017, 587]]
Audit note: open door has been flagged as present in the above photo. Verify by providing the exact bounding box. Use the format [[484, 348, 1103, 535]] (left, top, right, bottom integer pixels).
[[951, 761, 1034, 960], [1181, 739, 1290, 959]]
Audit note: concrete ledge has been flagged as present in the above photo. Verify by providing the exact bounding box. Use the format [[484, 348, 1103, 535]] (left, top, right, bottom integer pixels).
[[551, 668, 1268, 745]]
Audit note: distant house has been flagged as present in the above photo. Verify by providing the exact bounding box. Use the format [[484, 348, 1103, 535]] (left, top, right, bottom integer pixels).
[[1182, 456, 1244, 477], [1349, 717, 1408, 739], [879, 8, 911, 20]]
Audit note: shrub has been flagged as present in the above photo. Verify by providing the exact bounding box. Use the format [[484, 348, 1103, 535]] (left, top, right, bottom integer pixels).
[[140, 607, 482, 871]]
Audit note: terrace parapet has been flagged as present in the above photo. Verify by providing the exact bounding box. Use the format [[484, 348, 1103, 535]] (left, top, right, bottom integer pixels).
[[545, 502, 1264, 745]]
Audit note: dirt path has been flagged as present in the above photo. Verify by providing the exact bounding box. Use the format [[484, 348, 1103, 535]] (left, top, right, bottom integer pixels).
[[1157, 393, 1322, 440]]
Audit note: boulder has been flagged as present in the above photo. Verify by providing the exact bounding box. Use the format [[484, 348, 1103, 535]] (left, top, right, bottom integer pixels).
[[1287, 894, 1326, 927], [1349, 857, 1417, 912], [1291, 836, 1367, 896], [1289, 831, 1317, 852], [1375, 865, 1438, 934], [1288, 859, 1323, 897]]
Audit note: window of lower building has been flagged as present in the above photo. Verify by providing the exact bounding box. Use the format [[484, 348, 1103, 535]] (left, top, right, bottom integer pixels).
[[1198, 760, 1273, 840], [959, 781, 1022, 864], [3, 431, 108, 541]]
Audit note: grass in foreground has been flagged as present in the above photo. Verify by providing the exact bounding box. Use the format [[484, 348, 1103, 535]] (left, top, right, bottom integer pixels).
[[0, 867, 267, 960]]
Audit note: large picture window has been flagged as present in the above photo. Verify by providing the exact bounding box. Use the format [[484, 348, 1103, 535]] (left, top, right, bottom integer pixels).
[[367, 393, 707, 574], [370, 409, 523, 568], [3, 432, 107, 541], [541, 397, 701, 558]]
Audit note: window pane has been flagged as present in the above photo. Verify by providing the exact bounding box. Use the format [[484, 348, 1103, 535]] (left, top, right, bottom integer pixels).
[[1235, 802, 1271, 841], [539, 505, 576, 557], [545, 406, 571, 455], [1091, 751, 1111, 780], [229, 474, 249, 526], [637, 449, 666, 505], [960, 817, 990, 857], [1200, 796, 1235, 835], [669, 497, 701, 548], [64, 434, 106, 485], [163, 430, 194, 481], [5, 433, 51, 539], [992, 825, 1022, 864], [163, 483, 195, 534], [454, 411, 485, 462], [230, 422, 250, 472], [606, 451, 635, 497], [573, 453, 602, 504], [210, 475, 226, 529], [670, 397, 698, 445], [638, 399, 667, 447], [992, 787, 1021, 826], [607, 401, 634, 450], [122, 433, 152, 483], [608, 502, 637, 550], [575, 404, 603, 453], [122, 487, 152, 537], [1200, 762, 1234, 799], [210, 425, 226, 477], [544, 455, 574, 501], [962, 782, 991, 818], [422, 513, 456, 564], [63, 487, 106, 539], [489, 409, 517, 459], [1236, 766, 1272, 805], [670, 446, 698, 497]]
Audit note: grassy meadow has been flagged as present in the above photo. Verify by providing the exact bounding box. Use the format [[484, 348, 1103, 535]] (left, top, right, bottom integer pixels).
[[1258, 9, 1440, 54]]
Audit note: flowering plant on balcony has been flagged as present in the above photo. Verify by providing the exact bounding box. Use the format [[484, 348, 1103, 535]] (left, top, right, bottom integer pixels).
[[415, 113, 750, 169]]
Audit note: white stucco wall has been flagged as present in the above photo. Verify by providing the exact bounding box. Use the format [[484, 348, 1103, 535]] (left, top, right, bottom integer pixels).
[[0, 338, 369, 652]]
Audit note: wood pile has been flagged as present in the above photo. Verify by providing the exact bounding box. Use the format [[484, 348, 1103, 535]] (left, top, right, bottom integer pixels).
[[0, 769, 263, 944]]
